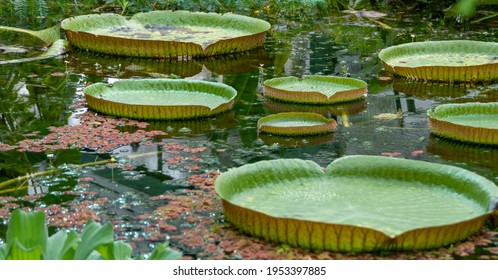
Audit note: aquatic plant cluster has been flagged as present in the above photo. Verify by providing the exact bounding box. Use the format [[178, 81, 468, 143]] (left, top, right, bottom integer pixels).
[[1, 0, 498, 259]]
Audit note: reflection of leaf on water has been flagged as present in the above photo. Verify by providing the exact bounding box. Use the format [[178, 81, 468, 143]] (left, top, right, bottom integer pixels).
[[0, 60, 76, 144]]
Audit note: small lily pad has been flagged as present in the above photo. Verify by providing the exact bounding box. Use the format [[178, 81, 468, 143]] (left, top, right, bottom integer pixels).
[[61, 11, 270, 58], [258, 112, 336, 136], [84, 79, 237, 120], [428, 102, 498, 145], [379, 40, 498, 82], [263, 75, 367, 104], [215, 156, 498, 252]]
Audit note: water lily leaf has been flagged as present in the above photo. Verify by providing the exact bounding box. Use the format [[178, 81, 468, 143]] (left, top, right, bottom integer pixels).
[[428, 102, 498, 146], [84, 79, 237, 120], [379, 40, 498, 82], [263, 75, 367, 104], [258, 112, 337, 136], [61, 11, 270, 58], [215, 156, 498, 252], [0, 39, 70, 65]]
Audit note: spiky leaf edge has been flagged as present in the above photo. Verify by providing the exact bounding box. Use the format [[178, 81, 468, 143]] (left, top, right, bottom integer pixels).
[[84, 79, 237, 120], [379, 40, 498, 82], [62, 11, 270, 58]]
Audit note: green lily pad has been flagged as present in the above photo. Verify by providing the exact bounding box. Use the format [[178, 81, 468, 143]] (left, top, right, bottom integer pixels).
[[215, 156, 498, 252], [428, 102, 498, 146], [0, 25, 60, 47], [0, 39, 70, 65], [61, 11, 270, 58], [379, 40, 498, 82], [263, 75, 367, 104], [84, 79, 237, 120], [258, 112, 337, 136], [0, 25, 67, 65]]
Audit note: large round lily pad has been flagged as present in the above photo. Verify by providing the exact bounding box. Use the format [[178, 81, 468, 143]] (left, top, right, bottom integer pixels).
[[215, 156, 498, 252], [428, 102, 498, 146], [84, 79, 237, 120], [379, 40, 498, 82], [0, 25, 68, 65], [258, 112, 336, 136], [263, 75, 367, 104], [61, 10, 270, 58]]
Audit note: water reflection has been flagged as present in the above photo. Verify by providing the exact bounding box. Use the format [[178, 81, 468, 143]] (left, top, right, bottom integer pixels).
[[0, 11, 497, 199], [427, 135, 498, 172], [68, 47, 270, 78], [394, 78, 471, 98], [258, 132, 336, 147]]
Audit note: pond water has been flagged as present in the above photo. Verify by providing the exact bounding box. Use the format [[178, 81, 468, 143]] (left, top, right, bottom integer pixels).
[[1, 6, 498, 259]]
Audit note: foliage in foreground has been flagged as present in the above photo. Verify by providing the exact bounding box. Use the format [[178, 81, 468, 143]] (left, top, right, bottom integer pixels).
[[0, 209, 181, 260]]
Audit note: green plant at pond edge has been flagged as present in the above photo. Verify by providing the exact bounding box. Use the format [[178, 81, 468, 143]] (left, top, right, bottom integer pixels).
[[0, 209, 182, 260]]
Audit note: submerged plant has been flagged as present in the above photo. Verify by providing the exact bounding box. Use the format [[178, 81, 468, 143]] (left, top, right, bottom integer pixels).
[[0, 209, 182, 260]]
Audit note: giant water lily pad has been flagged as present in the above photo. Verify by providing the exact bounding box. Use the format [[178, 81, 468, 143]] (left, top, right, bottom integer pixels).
[[84, 79, 237, 120], [0, 25, 68, 65], [263, 75, 367, 104], [428, 102, 498, 146], [379, 40, 498, 82], [0, 25, 59, 47], [215, 156, 498, 252], [61, 10, 270, 58], [258, 112, 336, 136]]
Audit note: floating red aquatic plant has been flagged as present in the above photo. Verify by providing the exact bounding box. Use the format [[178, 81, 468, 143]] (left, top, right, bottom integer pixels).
[[6, 111, 167, 153]]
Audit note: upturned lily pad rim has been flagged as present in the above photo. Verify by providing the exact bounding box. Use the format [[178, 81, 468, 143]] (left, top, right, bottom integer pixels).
[[379, 40, 498, 82], [215, 156, 498, 252], [61, 10, 270, 58], [428, 102, 498, 146], [84, 78, 237, 120], [263, 75, 368, 104], [257, 112, 337, 136], [0, 39, 70, 65], [0, 25, 60, 46]]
